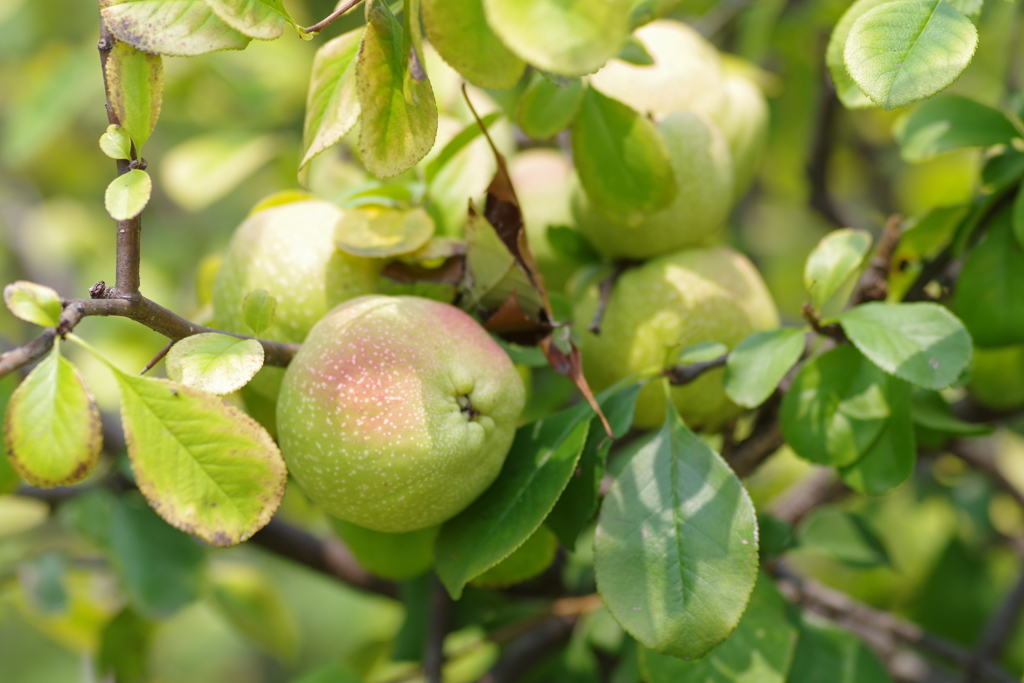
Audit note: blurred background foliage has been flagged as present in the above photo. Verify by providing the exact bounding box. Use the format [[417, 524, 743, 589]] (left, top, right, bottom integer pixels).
[[2, 0, 1024, 680]]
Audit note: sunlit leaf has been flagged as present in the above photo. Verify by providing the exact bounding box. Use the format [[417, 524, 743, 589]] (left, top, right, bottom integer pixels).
[[104, 41, 162, 149], [724, 328, 805, 409], [4, 280, 62, 327], [202, 0, 292, 40], [105, 169, 152, 221], [335, 206, 435, 257], [300, 28, 363, 170], [896, 95, 1019, 163], [422, 0, 525, 89], [99, 124, 133, 161], [804, 228, 873, 309], [164, 333, 265, 396], [825, 0, 888, 109], [162, 133, 277, 211], [101, 0, 252, 56]]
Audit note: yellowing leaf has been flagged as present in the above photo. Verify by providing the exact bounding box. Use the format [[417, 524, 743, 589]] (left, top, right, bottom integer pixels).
[[104, 41, 162, 149], [105, 169, 152, 221], [99, 124, 133, 160], [301, 28, 363, 169], [335, 206, 435, 257], [102, 0, 252, 56], [202, 0, 292, 40], [164, 333, 265, 396], [161, 133, 277, 212], [4, 281, 62, 327]]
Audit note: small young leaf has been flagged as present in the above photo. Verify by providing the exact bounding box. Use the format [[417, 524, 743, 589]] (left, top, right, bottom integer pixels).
[[164, 333, 265, 396], [724, 327, 805, 408], [98, 607, 156, 683], [114, 369, 287, 547], [242, 289, 276, 337], [101, 0, 252, 56], [3, 281, 62, 327], [804, 228, 873, 309], [483, 0, 632, 76], [357, 0, 438, 179], [838, 302, 972, 390], [470, 524, 558, 588], [300, 28, 363, 170], [673, 341, 729, 365], [422, 0, 525, 89], [329, 519, 438, 580], [571, 87, 676, 228], [202, 0, 292, 40], [825, 0, 889, 109], [839, 376, 916, 495], [99, 124, 133, 161], [4, 345, 102, 488], [209, 563, 300, 661], [955, 207, 1024, 346], [105, 41, 162, 150], [844, 0, 978, 110], [335, 206, 435, 257], [787, 615, 893, 682], [895, 95, 1019, 163], [617, 35, 654, 65], [516, 72, 585, 141], [797, 508, 892, 568], [105, 169, 152, 221], [595, 409, 758, 659]]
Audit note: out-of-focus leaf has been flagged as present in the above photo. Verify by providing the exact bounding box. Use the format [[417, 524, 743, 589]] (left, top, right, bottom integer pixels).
[[628, 0, 683, 29], [470, 524, 558, 588], [242, 289, 276, 337], [0, 496, 49, 537], [105, 169, 152, 221], [826, 0, 889, 109], [804, 228, 873, 309], [424, 112, 502, 183], [955, 207, 1024, 347], [797, 508, 892, 568], [97, 607, 155, 683], [99, 124, 133, 161], [209, 562, 300, 661], [786, 615, 892, 682], [516, 72, 584, 141], [895, 95, 1019, 163], [292, 663, 362, 683], [422, 0, 525, 89], [335, 206, 435, 257], [19, 550, 68, 614], [546, 225, 599, 265], [724, 328, 805, 409], [329, 519, 438, 580], [102, 0, 252, 56], [673, 341, 729, 365], [4, 280, 62, 327], [202, 0, 292, 40], [617, 35, 654, 65], [161, 133, 277, 211], [164, 333, 265, 396], [911, 390, 992, 444], [838, 376, 916, 495], [104, 41, 162, 149], [300, 28, 363, 170]]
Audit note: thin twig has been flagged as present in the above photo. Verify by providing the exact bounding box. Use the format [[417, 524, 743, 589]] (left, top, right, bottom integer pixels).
[[849, 213, 903, 307], [664, 354, 728, 385], [304, 0, 364, 35], [770, 468, 848, 525], [140, 340, 174, 375], [424, 575, 452, 683], [588, 261, 634, 335], [727, 391, 786, 478], [967, 567, 1024, 682], [478, 615, 577, 683], [807, 65, 848, 228]]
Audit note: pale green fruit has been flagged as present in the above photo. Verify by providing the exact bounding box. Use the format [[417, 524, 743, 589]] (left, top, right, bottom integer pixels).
[[277, 295, 526, 533], [714, 60, 770, 200], [574, 246, 778, 431], [470, 525, 558, 588], [969, 345, 1024, 411], [572, 111, 733, 260]]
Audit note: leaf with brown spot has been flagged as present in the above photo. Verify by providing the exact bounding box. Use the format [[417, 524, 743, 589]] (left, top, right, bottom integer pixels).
[[105, 40, 162, 150]]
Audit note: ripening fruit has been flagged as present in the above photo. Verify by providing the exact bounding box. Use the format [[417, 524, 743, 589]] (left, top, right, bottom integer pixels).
[[969, 345, 1024, 411], [277, 295, 526, 533], [715, 59, 770, 200], [574, 246, 778, 431], [572, 110, 733, 260]]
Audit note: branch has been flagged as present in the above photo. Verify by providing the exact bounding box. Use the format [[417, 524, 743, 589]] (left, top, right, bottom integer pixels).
[[478, 615, 577, 683], [770, 468, 848, 525], [726, 391, 787, 478], [967, 566, 1024, 682], [849, 213, 903, 307], [807, 67, 848, 228], [664, 354, 728, 385], [304, 0, 364, 35], [588, 261, 635, 335], [424, 575, 452, 683]]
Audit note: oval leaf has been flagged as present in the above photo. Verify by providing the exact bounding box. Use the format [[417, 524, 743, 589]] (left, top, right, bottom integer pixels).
[[162, 133, 277, 212], [516, 72, 585, 141], [329, 519, 438, 580], [483, 0, 632, 76], [4, 346, 102, 488], [804, 228, 873, 309], [301, 28, 363, 170], [100, 124, 133, 161], [838, 302, 972, 390], [422, 0, 525, 89], [844, 0, 978, 110], [105, 41, 162, 150], [895, 94, 1019, 163], [101, 0, 252, 56], [470, 525, 558, 588], [955, 208, 1024, 347], [724, 328, 806, 409], [242, 289, 276, 338], [825, 0, 889, 109], [4, 281, 62, 328], [797, 508, 891, 569], [105, 169, 152, 221], [571, 87, 676, 228], [357, 0, 438, 179], [114, 370, 287, 546], [839, 375, 916, 495], [164, 333, 265, 396], [209, 563, 299, 660], [595, 410, 758, 659], [202, 0, 291, 40], [335, 206, 435, 257]]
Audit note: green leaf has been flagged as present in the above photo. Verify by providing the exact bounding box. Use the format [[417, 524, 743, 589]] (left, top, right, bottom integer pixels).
[[4, 345, 102, 488], [896, 95, 1019, 163], [786, 615, 892, 683], [571, 87, 676, 228], [202, 0, 292, 40], [242, 289, 276, 337], [104, 41, 162, 150], [674, 341, 730, 365], [911, 389, 992, 444], [162, 133, 277, 212], [546, 225, 600, 265], [357, 0, 438, 179], [434, 402, 592, 599], [209, 563, 299, 660], [335, 206, 435, 257], [100, 124, 133, 161], [113, 368, 287, 547], [797, 508, 891, 568], [983, 150, 1024, 189], [105, 169, 152, 221], [724, 328, 805, 409], [164, 333, 265, 396], [101, 0, 252, 56], [422, 0, 525, 89], [292, 663, 362, 683], [3, 280, 62, 327], [804, 228, 873, 309], [780, 345, 892, 467], [516, 72, 585, 141], [838, 375, 915, 495], [98, 607, 156, 683], [424, 112, 502, 184], [955, 207, 1024, 346], [470, 524, 558, 588], [844, 0, 978, 110], [1015, 182, 1024, 251], [826, 0, 889, 109], [839, 302, 973, 389], [300, 28, 363, 170], [617, 35, 654, 65], [483, 0, 632, 76], [638, 572, 797, 683], [628, 0, 683, 29], [594, 409, 759, 659], [329, 519, 438, 580], [20, 550, 68, 614]]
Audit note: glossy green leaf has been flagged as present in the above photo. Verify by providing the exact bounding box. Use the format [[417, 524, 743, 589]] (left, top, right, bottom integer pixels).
[[825, 0, 890, 109], [99, 124, 132, 161], [839, 302, 972, 389], [164, 333, 265, 396], [638, 572, 797, 683], [838, 375, 915, 495], [896, 95, 1019, 163], [423, 111, 502, 184], [516, 72, 585, 141], [724, 328, 805, 409], [329, 519, 438, 580], [98, 607, 156, 683], [571, 87, 676, 228], [780, 345, 891, 467], [786, 615, 892, 683], [595, 409, 758, 659], [335, 206, 435, 257], [470, 524, 558, 588], [804, 228, 873, 309], [3, 280, 62, 327], [101, 0, 252, 56], [956, 208, 1024, 346], [105, 169, 152, 221], [797, 508, 891, 568], [300, 28, 363, 170], [423, 0, 524, 89], [162, 133, 277, 212], [844, 0, 978, 110], [357, 0, 438, 179], [104, 41, 162, 150], [242, 289, 276, 337], [209, 562, 299, 660], [435, 401, 592, 599], [4, 346, 102, 488], [114, 368, 287, 547], [202, 0, 292, 40]]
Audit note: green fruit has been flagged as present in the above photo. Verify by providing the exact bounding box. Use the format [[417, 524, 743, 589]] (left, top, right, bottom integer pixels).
[[329, 518, 439, 580], [277, 295, 526, 533], [969, 345, 1024, 411], [574, 246, 778, 431], [470, 525, 558, 588], [572, 111, 733, 260], [714, 59, 770, 200]]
